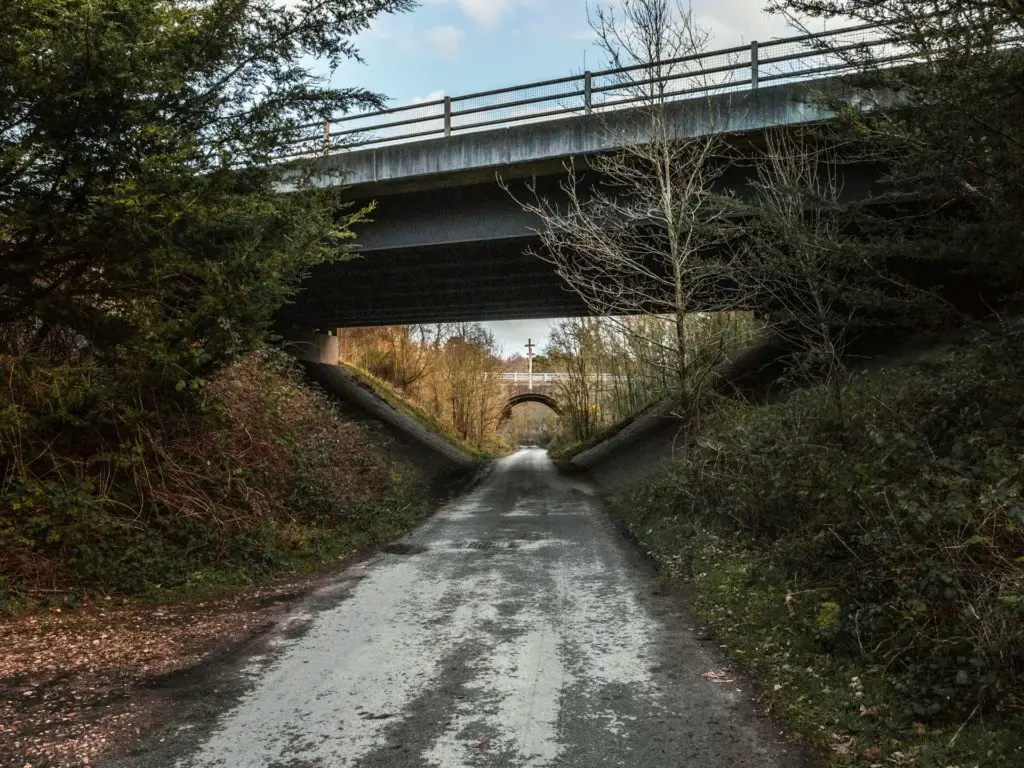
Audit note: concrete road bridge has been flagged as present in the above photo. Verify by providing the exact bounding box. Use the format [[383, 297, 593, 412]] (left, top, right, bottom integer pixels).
[[279, 24, 908, 330]]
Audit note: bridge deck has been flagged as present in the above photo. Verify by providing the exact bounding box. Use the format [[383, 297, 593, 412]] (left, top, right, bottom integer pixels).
[[314, 80, 843, 196], [279, 24, 907, 328]]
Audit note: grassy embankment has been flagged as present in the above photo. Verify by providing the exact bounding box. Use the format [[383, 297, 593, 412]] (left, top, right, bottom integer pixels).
[[1, 349, 434, 614], [609, 327, 1024, 766], [546, 402, 661, 461], [340, 362, 498, 461]]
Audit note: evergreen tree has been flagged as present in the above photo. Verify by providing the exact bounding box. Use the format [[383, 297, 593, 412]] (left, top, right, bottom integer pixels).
[[0, 0, 413, 374], [772, 1, 1024, 309]]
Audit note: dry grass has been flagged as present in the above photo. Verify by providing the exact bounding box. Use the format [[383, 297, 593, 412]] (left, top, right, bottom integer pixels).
[[2, 345, 429, 607], [140, 351, 400, 528]]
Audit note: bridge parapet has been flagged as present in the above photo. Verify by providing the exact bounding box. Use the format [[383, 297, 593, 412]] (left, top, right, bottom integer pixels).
[[283, 23, 911, 198], [502, 372, 559, 398], [296, 23, 898, 165], [498, 373, 621, 383], [499, 373, 621, 395], [499, 373, 566, 385], [504, 380, 559, 399]]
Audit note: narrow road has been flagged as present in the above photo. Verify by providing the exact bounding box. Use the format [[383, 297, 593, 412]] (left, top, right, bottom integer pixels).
[[123, 450, 803, 768]]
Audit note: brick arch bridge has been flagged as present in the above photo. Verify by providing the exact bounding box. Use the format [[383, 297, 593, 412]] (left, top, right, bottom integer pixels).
[[497, 373, 624, 421], [498, 373, 562, 422]]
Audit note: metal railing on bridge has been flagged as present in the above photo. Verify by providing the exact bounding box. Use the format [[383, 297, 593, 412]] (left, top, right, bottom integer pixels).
[[286, 22, 910, 156], [498, 373, 622, 384], [500, 372, 566, 384]]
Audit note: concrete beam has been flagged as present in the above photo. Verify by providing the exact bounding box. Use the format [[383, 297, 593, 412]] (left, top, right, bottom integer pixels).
[[277, 75, 902, 328], [349, 159, 886, 254], [292, 333, 339, 364], [313, 78, 853, 195]]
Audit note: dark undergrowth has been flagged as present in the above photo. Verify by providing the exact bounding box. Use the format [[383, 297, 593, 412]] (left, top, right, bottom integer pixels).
[[1, 347, 432, 614], [609, 325, 1024, 766]]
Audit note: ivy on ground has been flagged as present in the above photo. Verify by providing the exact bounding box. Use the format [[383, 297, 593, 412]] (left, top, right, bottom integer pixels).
[[610, 326, 1024, 767]]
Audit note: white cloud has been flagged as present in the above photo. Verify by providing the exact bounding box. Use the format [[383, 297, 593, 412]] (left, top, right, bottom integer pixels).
[[692, 0, 792, 46], [410, 89, 446, 105], [426, 25, 465, 60], [456, 0, 515, 27], [552, 1, 793, 49], [421, 0, 517, 28]]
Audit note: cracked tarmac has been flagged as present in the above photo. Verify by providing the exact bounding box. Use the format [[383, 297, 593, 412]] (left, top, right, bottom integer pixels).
[[108, 449, 809, 768]]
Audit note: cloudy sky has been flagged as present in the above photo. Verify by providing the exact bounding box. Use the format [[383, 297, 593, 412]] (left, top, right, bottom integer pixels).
[[334, 1, 804, 354], [342, 0, 798, 107]]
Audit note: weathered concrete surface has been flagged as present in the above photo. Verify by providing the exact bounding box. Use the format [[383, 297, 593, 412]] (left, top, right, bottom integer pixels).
[[302, 362, 479, 484], [294, 333, 340, 364], [345, 160, 881, 255], [108, 450, 810, 768], [284, 159, 885, 327], [571, 330, 935, 492], [279, 75, 905, 328], [565, 334, 791, 490], [280, 78, 894, 328], [315, 79, 847, 194], [568, 336, 798, 490], [568, 397, 688, 491]]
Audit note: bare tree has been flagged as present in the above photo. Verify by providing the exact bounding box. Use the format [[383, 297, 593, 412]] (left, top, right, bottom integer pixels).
[[737, 129, 855, 424], [432, 324, 505, 449], [339, 323, 506, 451], [548, 318, 605, 441], [505, 0, 747, 403], [337, 325, 432, 394]]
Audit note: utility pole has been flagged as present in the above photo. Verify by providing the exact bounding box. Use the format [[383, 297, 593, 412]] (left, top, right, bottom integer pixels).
[[525, 338, 535, 391]]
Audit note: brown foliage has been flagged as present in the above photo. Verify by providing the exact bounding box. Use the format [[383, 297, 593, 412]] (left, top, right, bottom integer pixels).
[[1, 347, 425, 602]]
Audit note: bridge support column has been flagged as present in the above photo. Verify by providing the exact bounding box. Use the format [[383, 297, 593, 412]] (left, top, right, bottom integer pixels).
[[293, 332, 339, 365]]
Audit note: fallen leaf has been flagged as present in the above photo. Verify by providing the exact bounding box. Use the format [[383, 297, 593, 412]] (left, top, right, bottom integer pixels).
[[830, 733, 855, 756], [701, 670, 735, 683]]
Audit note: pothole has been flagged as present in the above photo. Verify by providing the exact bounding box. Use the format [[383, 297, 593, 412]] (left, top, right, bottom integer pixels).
[[383, 543, 429, 555], [460, 540, 502, 550], [281, 618, 315, 640], [458, 539, 525, 550], [517, 531, 551, 541]]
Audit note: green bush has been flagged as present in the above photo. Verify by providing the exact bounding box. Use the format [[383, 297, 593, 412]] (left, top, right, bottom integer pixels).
[[613, 327, 1024, 724], [1, 348, 432, 612]]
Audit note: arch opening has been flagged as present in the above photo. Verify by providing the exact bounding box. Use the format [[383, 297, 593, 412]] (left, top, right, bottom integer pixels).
[[499, 392, 560, 423]]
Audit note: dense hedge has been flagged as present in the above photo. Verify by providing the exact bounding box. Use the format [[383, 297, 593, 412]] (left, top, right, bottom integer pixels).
[[0, 348, 431, 611], [613, 327, 1024, 727]]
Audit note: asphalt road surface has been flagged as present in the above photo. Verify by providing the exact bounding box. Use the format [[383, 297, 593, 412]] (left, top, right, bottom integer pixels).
[[124, 449, 804, 768]]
